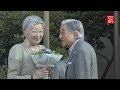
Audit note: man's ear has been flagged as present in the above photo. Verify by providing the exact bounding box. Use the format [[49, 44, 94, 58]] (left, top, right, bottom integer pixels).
[[74, 31, 79, 39]]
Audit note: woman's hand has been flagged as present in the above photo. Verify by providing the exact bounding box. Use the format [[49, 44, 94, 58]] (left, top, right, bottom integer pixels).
[[33, 67, 49, 79], [46, 65, 52, 76]]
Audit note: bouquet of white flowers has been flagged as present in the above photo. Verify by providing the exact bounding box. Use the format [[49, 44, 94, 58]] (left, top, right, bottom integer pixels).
[[31, 49, 63, 68]]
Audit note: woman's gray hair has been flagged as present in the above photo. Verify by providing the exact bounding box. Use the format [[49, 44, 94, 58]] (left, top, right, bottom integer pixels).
[[22, 15, 45, 31], [61, 19, 84, 39]]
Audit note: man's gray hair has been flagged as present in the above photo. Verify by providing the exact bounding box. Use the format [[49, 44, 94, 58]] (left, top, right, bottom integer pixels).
[[61, 19, 84, 39], [22, 15, 45, 31]]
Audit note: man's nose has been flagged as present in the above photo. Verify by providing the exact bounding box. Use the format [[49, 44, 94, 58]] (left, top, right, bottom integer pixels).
[[59, 34, 62, 39]]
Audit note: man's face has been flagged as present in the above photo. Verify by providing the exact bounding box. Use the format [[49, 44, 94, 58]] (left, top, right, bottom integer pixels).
[[59, 24, 76, 48], [24, 24, 44, 45]]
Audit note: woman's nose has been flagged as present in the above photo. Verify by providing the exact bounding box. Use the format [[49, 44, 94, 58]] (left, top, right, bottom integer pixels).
[[36, 32, 40, 37]]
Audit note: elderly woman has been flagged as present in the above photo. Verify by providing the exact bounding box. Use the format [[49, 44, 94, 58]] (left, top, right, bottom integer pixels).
[[7, 15, 50, 79]]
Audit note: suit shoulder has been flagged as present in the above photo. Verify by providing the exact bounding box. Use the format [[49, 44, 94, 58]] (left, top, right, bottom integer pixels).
[[80, 41, 94, 50], [77, 41, 95, 55]]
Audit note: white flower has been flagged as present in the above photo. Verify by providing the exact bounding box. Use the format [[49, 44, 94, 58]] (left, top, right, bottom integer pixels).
[[31, 49, 63, 68]]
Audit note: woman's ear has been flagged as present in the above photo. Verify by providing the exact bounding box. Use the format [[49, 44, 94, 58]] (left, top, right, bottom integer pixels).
[[23, 30, 26, 37], [23, 30, 29, 38]]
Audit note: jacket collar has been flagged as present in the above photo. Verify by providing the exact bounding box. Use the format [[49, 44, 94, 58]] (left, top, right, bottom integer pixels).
[[66, 38, 84, 63]]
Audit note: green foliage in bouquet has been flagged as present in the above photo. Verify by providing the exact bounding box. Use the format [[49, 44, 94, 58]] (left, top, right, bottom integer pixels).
[[34, 49, 62, 56], [51, 47, 68, 60], [34, 51, 43, 55]]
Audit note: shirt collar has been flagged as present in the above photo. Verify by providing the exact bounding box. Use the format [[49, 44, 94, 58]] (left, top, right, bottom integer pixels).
[[68, 39, 79, 55]]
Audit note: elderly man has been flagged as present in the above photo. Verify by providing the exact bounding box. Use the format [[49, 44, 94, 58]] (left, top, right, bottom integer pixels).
[[51, 19, 98, 79]]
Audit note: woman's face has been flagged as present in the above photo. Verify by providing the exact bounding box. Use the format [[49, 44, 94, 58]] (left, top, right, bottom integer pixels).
[[24, 24, 44, 45]]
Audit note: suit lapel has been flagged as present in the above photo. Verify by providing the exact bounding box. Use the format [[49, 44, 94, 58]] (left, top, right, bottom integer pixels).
[[66, 38, 84, 63], [65, 38, 84, 78]]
